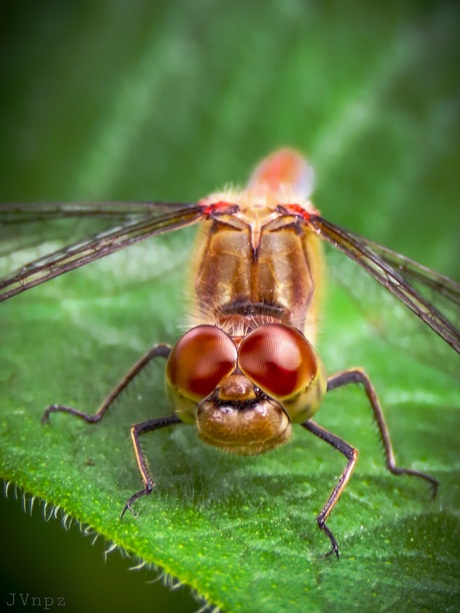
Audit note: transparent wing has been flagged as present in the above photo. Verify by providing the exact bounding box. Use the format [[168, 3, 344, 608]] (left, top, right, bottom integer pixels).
[[2, 202, 459, 357], [0, 202, 203, 302], [359, 239, 460, 308], [308, 214, 460, 355], [0, 201, 193, 257], [0, 201, 186, 224]]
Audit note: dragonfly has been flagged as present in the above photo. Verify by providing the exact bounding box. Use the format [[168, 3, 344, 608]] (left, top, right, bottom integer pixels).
[[1, 149, 459, 557]]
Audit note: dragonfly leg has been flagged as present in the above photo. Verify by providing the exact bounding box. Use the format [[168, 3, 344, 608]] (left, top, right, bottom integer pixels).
[[301, 420, 358, 558], [121, 415, 182, 518], [41, 344, 171, 424], [327, 368, 439, 497]]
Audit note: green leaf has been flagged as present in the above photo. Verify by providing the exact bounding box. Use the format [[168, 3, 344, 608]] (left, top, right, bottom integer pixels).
[[1, 2, 459, 612]]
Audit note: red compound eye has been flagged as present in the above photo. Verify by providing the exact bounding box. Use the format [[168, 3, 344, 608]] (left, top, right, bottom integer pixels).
[[166, 325, 237, 399], [238, 324, 317, 399]]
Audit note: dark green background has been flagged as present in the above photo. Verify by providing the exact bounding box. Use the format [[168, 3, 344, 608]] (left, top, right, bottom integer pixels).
[[1, 1, 459, 612]]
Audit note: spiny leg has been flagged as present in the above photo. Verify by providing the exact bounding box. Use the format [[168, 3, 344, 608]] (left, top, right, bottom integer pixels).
[[41, 344, 171, 424], [301, 420, 358, 558], [327, 368, 439, 496], [121, 415, 182, 518]]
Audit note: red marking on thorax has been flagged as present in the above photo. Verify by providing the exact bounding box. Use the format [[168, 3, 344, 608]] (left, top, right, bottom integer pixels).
[[277, 203, 313, 221], [200, 200, 238, 217]]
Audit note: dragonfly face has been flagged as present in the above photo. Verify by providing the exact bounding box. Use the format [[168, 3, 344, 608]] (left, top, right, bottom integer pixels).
[[165, 323, 327, 454], [1, 149, 458, 557]]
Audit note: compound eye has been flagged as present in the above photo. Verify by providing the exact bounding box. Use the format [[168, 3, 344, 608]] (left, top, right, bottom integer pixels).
[[238, 324, 317, 399], [166, 325, 237, 400]]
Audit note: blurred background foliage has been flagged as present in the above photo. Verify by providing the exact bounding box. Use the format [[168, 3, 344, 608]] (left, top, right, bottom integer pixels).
[[0, 1, 459, 612]]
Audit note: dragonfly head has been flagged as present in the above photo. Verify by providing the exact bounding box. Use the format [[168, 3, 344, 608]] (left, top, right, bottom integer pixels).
[[165, 323, 326, 455]]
